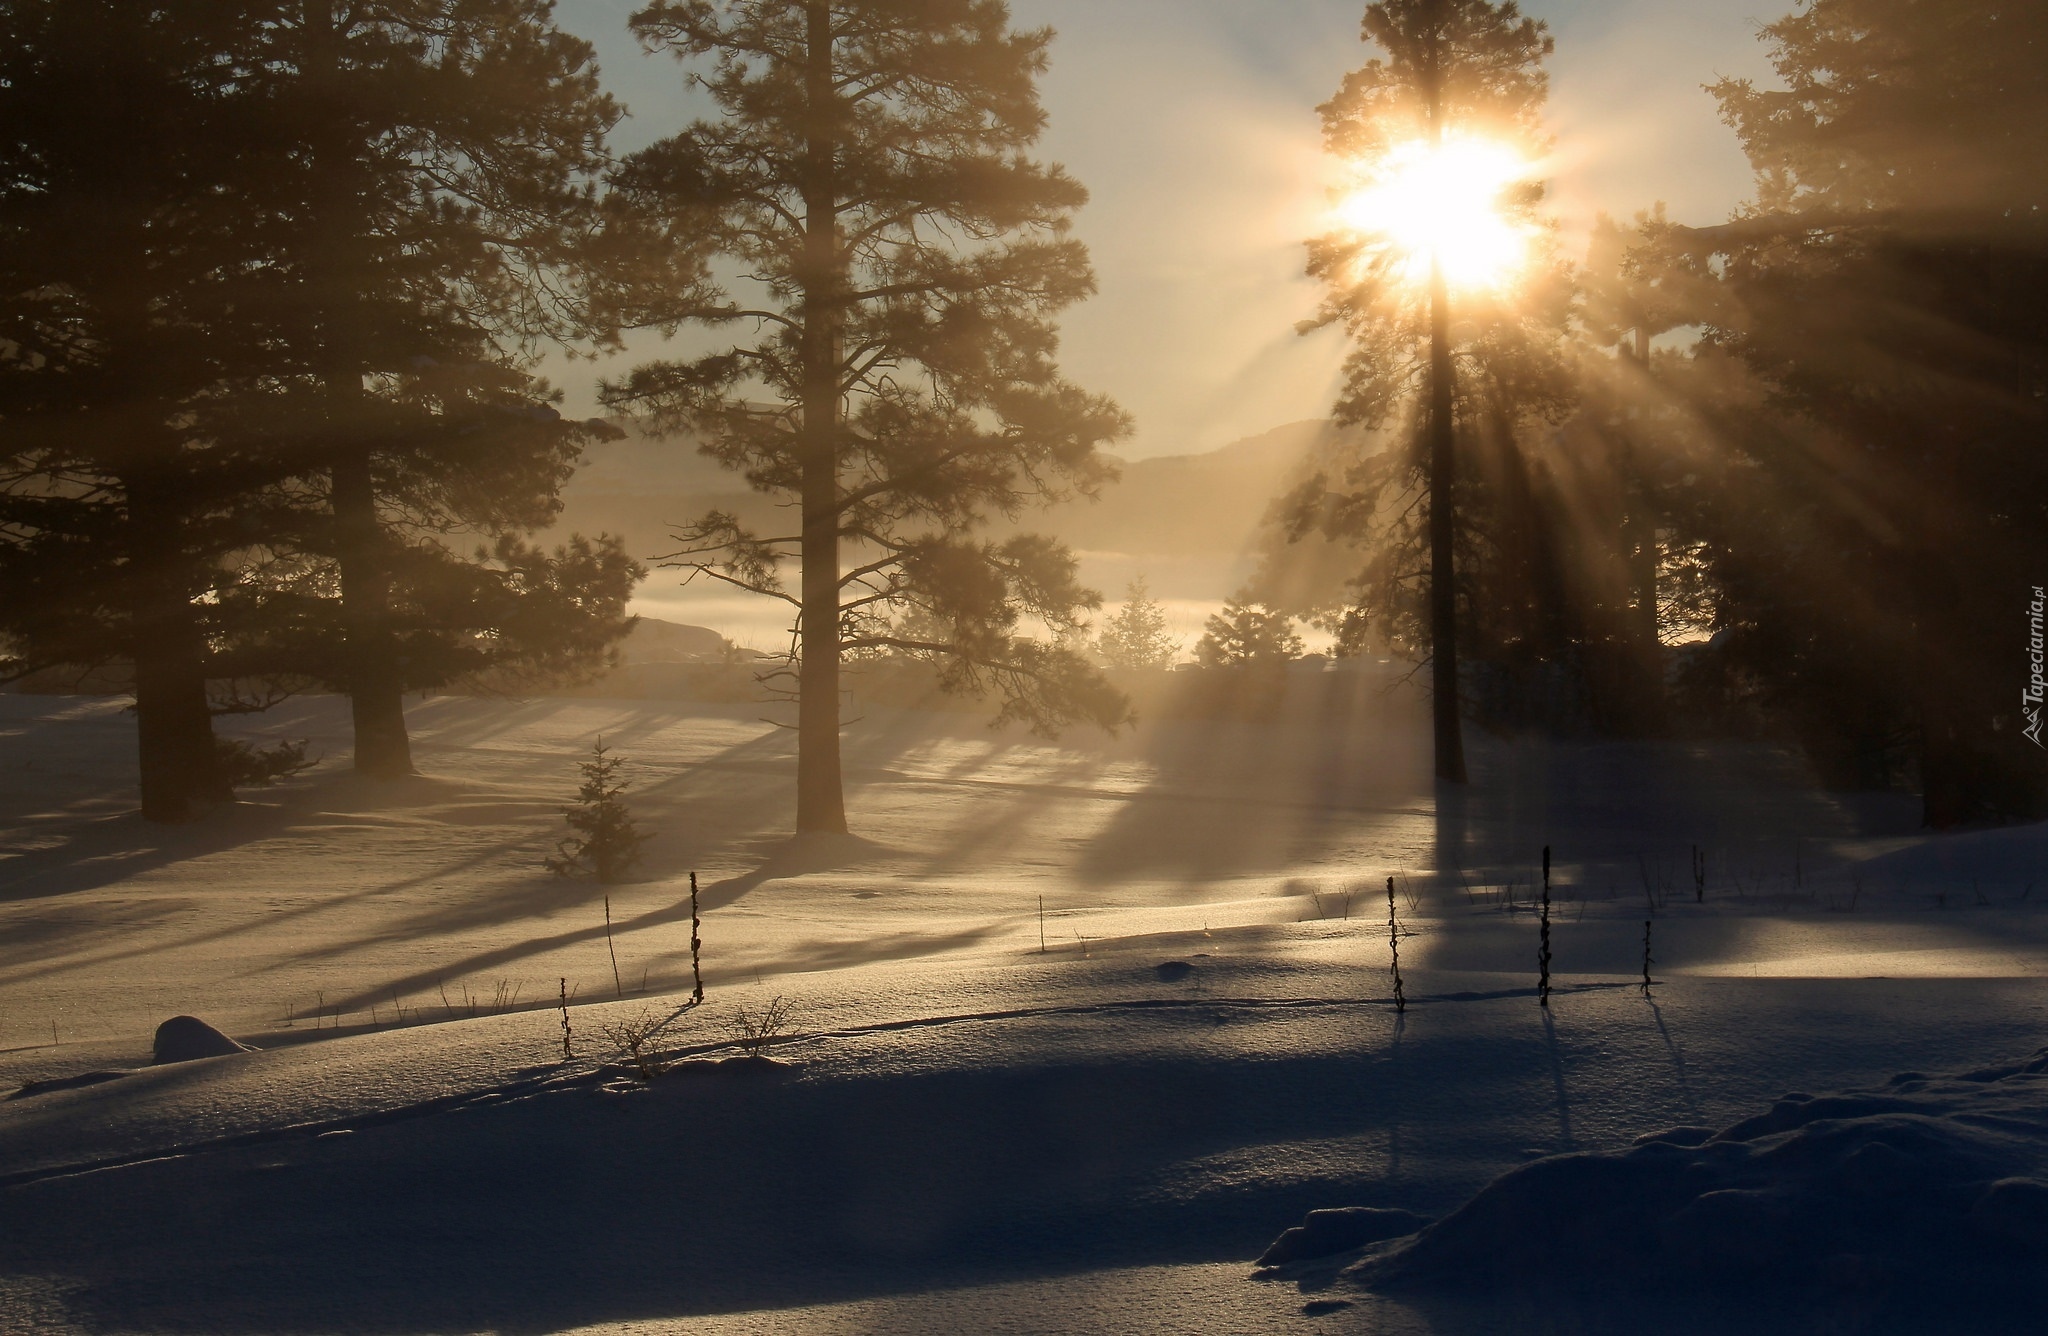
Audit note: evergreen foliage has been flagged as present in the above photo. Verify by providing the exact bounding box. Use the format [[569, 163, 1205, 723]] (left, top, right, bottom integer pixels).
[[0, 2, 653, 817], [240, 1, 651, 778], [214, 736, 316, 789], [1095, 578, 1180, 670], [0, 1, 286, 819], [1292, 0, 1571, 774], [1195, 600, 1304, 669], [1636, 0, 2048, 821], [546, 739, 647, 884], [604, 0, 1131, 834]]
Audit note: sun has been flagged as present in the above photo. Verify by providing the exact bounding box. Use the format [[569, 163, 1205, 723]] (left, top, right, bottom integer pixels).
[[1333, 135, 1537, 291]]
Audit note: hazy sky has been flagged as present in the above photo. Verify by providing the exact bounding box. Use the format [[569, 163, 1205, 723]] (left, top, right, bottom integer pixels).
[[553, 0, 1780, 458]]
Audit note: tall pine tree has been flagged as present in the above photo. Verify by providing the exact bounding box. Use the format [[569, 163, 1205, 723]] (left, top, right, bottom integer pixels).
[[1653, 0, 2048, 823], [606, 0, 1131, 834], [252, 1, 639, 777], [0, 1, 291, 819], [2, 1, 655, 816], [1301, 0, 1565, 780]]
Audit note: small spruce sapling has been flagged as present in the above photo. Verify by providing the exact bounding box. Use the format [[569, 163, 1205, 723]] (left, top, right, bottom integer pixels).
[[546, 738, 647, 884], [1096, 577, 1181, 670], [1538, 847, 1553, 1007]]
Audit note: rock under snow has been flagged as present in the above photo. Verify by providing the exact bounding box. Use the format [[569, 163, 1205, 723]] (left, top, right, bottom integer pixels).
[[150, 1016, 251, 1065], [1255, 1207, 1431, 1266]]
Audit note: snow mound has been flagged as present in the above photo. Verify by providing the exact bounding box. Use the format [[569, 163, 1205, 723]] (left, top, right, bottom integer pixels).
[[1334, 1050, 2048, 1304], [1849, 819, 2048, 889]]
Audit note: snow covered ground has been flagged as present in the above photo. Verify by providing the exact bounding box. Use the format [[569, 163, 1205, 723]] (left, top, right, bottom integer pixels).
[[3, 683, 2046, 1333]]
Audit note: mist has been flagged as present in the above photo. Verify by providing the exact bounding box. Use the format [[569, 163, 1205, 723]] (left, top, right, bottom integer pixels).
[[5, 2, 2046, 1333]]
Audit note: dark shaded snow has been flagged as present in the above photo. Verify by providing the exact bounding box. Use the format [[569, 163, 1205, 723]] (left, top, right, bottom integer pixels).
[[1281, 1049, 2048, 1329]]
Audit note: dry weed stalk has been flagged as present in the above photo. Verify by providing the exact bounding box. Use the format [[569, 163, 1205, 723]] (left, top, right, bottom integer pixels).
[[600, 1007, 681, 1080], [729, 995, 796, 1057]]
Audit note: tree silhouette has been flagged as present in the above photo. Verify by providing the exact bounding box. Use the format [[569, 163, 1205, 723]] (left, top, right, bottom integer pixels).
[[1, 2, 652, 818], [546, 739, 647, 884], [1196, 600, 1304, 669], [1303, 0, 1563, 781], [1096, 578, 1180, 671], [606, 0, 1131, 834], [0, 1, 286, 819], [1647, 0, 2048, 822], [251, 0, 639, 778]]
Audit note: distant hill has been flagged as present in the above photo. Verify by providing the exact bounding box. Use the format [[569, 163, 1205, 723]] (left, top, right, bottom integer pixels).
[[1030, 419, 1377, 557], [618, 618, 752, 664], [554, 418, 1380, 573], [553, 424, 766, 571]]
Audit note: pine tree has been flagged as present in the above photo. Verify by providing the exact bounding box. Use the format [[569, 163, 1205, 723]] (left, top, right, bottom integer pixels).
[[1196, 600, 1305, 669], [1302, 0, 1567, 780], [546, 739, 646, 884], [249, 1, 645, 777], [1656, 0, 2048, 822], [1096, 578, 1180, 671], [0, 1, 289, 819], [2, 3, 652, 813], [605, 0, 1132, 835]]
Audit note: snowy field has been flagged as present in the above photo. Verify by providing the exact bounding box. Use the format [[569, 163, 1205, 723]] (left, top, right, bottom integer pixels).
[[4, 683, 2047, 1333]]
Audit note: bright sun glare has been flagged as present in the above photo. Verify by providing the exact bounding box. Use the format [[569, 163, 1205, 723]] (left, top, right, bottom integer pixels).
[[1334, 135, 1535, 291]]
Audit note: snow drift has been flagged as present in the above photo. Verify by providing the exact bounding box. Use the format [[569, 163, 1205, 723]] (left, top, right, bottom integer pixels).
[[1308, 1049, 2048, 1312]]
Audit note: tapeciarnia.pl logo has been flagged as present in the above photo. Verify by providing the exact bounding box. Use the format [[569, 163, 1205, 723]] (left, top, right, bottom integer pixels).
[[2027, 585, 2047, 748]]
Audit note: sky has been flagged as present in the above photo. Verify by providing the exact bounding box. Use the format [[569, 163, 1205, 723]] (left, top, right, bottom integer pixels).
[[552, 0, 1781, 459]]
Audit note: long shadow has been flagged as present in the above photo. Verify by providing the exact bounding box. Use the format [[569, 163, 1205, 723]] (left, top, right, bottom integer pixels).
[[2, 706, 836, 989], [1430, 730, 1919, 894], [908, 750, 1124, 880], [261, 730, 811, 972], [1644, 996, 1702, 1123], [1, 768, 623, 991], [1416, 728, 1934, 971], [1, 813, 552, 992], [0, 690, 551, 908], [1539, 1007, 1576, 1150], [636, 920, 1012, 986], [241, 699, 992, 983], [0, 695, 791, 911], [0, 900, 195, 971], [1067, 667, 1436, 891], [320, 832, 895, 1011]]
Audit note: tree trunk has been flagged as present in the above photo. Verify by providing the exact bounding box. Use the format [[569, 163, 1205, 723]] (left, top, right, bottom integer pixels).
[[307, 1, 413, 780], [133, 626, 226, 821], [1423, 16, 1465, 784], [795, 0, 847, 834], [127, 467, 230, 820], [1427, 253, 1467, 782], [333, 443, 414, 778]]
